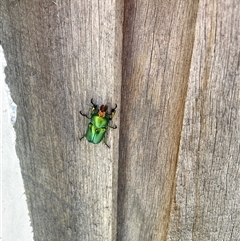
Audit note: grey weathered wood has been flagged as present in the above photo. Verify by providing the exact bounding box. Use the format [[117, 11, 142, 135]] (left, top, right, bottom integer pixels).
[[119, 0, 240, 240], [1, 0, 239, 240], [1, 0, 122, 240], [167, 0, 240, 240], [118, 0, 199, 240]]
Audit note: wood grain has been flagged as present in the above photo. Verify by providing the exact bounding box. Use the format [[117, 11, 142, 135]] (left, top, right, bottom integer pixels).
[[167, 0, 240, 240], [1, 0, 239, 240], [1, 0, 122, 240], [118, 1, 199, 240]]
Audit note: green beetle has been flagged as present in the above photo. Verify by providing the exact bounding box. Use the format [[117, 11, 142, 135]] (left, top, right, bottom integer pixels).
[[80, 99, 117, 148]]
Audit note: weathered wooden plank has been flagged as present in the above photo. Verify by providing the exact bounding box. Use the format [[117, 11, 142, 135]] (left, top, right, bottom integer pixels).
[[118, 0, 199, 240], [167, 0, 240, 240], [2, 0, 239, 240], [1, 0, 122, 240]]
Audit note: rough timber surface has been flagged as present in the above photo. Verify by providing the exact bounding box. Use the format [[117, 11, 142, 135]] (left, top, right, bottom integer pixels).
[[1, 0, 239, 240], [1, 0, 122, 240]]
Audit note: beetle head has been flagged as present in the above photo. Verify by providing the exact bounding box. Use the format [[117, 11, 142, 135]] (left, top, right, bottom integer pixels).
[[98, 105, 107, 117]]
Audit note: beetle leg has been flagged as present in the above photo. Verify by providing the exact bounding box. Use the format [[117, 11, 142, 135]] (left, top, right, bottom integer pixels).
[[108, 124, 117, 129], [79, 135, 85, 141], [79, 111, 91, 119], [103, 137, 110, 148]]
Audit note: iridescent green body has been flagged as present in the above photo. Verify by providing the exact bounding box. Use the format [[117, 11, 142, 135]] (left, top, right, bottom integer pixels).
[[91, 113, 110, 129], [85, 123, 107, 144], [80, 99, 117, 148]]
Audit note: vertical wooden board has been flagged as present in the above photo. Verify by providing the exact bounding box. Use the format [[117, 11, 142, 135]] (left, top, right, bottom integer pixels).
[[167, 0, 240, 240], [1, 0, 122, 240], [118, 0, 199, 240]]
